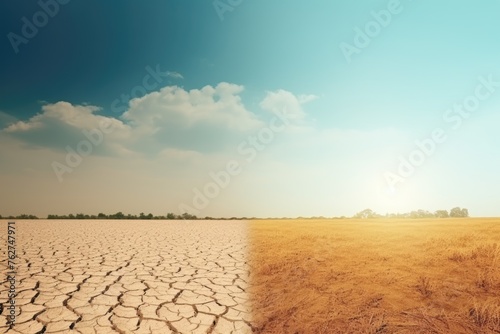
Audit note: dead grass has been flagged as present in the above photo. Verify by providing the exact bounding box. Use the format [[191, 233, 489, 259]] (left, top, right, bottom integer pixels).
[[416, 276, 433, 298], [249, 218, 500, 333], [469, 299, 500, 329]]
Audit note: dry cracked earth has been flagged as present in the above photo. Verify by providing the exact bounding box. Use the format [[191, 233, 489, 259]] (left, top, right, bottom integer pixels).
[[0, 220, 253, 334]]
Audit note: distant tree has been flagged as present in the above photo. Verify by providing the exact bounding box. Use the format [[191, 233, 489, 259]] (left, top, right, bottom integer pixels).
[[420, 209, 434, 218], [409, 209, 434, 218], [450, 207, 469, 217], [181, 212, 197, 220], [435, 210, 449, 218], [461, 208, 469, 217], [450, 207, 461, 217], [354, 209, 378, 219], [97, 213, 107, 219], [166, 213, 175, 219], [115, 212, 125, 219]]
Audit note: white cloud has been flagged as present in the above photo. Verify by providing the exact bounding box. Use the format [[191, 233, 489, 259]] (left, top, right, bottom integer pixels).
[[259, 89, 313, 123], [2, 84, 321, 159], [0, 111, 18, 129], [298, 94, 319, 104], [5, 119, 43, 132], [4, 102, 129, 134], [123, 82, 264, 134], [166, 71, 184, 79], [2, 84, 431, 217], [2, 102, 131, 156]]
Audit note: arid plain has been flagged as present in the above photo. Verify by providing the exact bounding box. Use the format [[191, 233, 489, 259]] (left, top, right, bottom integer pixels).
[[0, 220, 253, 334], [249, 218, 500, 334], [1, 218, 499, 334]]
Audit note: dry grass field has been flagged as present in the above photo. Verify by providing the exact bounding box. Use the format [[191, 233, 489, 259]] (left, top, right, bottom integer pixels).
[[249, 218, 500, 334]]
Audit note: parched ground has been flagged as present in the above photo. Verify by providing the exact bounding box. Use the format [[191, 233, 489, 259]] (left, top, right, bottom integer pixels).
[[0, 220, 253, 334], [249, 218, 500, 334]]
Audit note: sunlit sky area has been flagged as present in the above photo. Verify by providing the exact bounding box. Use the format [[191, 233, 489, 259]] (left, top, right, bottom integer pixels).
[[1, 0, 499, 217]]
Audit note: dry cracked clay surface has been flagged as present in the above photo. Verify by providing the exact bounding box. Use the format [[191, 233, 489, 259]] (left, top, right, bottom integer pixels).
[[0, 220, 253, 334]]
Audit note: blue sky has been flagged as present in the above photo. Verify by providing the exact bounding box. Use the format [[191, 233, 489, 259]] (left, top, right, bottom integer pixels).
[[1, 0, 500, 217]]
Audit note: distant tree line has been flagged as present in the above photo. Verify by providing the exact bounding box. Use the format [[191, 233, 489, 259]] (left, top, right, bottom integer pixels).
[[0, 214, 39, 219], [47, 212, 200, 220], [353, 207, 469, 219], [45, 212, 249, 220], [1, 208, 470, 220], [0, 211, 250, 220]]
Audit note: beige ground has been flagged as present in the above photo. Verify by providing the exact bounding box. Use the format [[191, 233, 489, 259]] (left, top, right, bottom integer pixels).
[[249, 218, 500, 334], [0, 220, 253, 334]]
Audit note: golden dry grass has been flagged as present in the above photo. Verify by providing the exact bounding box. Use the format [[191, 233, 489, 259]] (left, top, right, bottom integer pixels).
[[249, 218, 500, 334]]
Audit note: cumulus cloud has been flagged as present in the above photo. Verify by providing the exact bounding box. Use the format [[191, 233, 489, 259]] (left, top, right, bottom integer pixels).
[[5, 102, 128, 133], [2, 84, 319, 158], [0, 111, 18, 129], [120, 82, 267, 153], [260, 89, 316, 123], [123, 82, 262, 131], [2, 102, 130, 154]]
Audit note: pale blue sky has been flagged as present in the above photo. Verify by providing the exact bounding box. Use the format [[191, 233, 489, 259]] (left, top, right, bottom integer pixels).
[[1, 0, 499, 217]]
